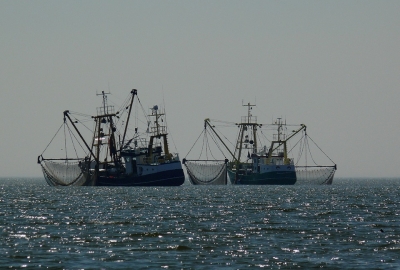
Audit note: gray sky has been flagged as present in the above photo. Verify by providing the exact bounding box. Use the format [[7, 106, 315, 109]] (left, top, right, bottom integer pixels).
[[1, 1, 399, 178]]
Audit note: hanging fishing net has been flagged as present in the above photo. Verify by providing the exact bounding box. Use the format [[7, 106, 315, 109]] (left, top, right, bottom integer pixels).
[[295, 166, 336, 185], [288, 128, 337, 185], [40, 159, 90, 186], [183, 121, 230, 185], [183, 159, 227, 185]]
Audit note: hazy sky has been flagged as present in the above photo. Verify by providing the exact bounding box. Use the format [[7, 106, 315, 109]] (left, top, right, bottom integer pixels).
[[1, 1, 399, 178]]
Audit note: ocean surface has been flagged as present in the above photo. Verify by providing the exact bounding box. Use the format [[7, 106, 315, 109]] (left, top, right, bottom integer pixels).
[[1, 178, 399, 269]]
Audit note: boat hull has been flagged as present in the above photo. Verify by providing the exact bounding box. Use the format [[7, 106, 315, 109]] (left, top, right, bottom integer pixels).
[[96, 168, 185, 186], [228, 169, 296, 185]]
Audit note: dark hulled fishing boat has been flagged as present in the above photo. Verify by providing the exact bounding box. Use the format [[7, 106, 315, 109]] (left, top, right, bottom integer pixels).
[[184, 102, 336, 185], [210, 103, 304, 185], [38, 89, 185, 186]]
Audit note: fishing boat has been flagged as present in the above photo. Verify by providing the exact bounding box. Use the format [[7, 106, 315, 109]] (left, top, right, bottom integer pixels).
[[38, 89, 185, 186], [184, 102, 336, 185]]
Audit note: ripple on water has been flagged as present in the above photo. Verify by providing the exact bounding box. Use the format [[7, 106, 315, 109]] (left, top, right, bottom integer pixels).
[[0, 178, 400, 269]]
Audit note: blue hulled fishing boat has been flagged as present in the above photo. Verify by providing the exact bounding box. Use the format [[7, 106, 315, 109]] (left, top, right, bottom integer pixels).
[[38, 89, 185, 186]]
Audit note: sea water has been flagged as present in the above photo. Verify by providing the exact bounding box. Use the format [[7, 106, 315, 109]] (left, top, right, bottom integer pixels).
[[0, 178, 399, 269]]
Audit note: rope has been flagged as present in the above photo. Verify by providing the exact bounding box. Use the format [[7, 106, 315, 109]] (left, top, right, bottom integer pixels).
[[197, 129, 206, 160], [185, 128, 205, 159], [305, 135, 319, 166], [203, 131, 209, 160], [161, 96, 180, 155], [206, 128, 227, 159], [41, 122, 64, 156], [211, 123, 236, 149], [296, 133, 305, 166], [307, 134, 336, 164], [288, 132, 304, 154], [64, 122, 68, 160], [66, 122, 84, 159]]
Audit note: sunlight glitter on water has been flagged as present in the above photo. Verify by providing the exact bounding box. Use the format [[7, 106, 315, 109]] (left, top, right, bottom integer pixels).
[[0, 178, 400, 269]]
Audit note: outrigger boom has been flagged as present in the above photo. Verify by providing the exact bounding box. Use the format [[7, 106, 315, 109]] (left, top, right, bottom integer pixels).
[[183, 101, 336, 185], [38, 89, 185, 186]]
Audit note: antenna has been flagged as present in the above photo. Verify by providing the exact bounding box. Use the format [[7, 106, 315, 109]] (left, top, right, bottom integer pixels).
[[242, 101, 256, 124], [97, 90, 111, 115]]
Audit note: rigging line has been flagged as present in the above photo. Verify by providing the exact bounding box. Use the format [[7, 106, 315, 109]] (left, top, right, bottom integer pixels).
[[68, 111, 93, 118], [74, 119, 93, 124], [287, 132, 305, 154], [103, 93, 121, 111], [295, 133, 305, 166], [41, 122, 65, 156], [131, 117, 148, 127], [208, 119, 236, 125], [305, 135, 308, 169], [260, 123, 301, 128], [207, 128, 227, 158], [134, 98, 139, 133], [210, 124, 237, 128], [306, 134, 336, 164], [205, 129, 219, 161], [71, 116, 94, 134], [65, 125, 78, 158], [259, 130, 272, 143], [114, 96, 131, 126], [120, 96, 150, 141], [162, 99, 179, 153], [66, 123, 79, 159], [256, 125, 269, 154], [64, 122, 68, 160], [69, 118, 93, 125], [206, 126, 225, 160], [136, 96, 151, 125], [114, 94, 129, 112], [116, 93, 131, 113], [203, 130, 208, 160], [212, 124, 235, 148], [232, 125, 240, 158], [66, 122, 88, 158], [305, 135, 320, 166], [198, 130, 206, 160], [185, 128, 205, 159], [256, 130, 262, 153]]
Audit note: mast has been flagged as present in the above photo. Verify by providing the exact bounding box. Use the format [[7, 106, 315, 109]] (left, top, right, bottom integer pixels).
[[266, 122, 306, 165], [147, 105, 171, 162], [236, 102, 258, 162], [120, 89, 137, 151], [203, 102, 260, 164], [97, 90, 110, 115], [92, 91, 118, 167]]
